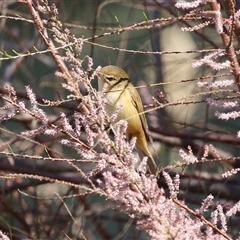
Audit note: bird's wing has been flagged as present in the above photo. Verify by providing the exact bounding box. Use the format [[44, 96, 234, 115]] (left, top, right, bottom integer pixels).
[[129, 84, 150, 141]]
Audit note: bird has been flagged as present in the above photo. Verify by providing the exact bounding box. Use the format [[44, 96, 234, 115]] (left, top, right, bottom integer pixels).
[[98, 65, 159, 177]]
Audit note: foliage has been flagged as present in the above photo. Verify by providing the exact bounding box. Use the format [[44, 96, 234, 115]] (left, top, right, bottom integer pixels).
[[1, 0, 240, 239]]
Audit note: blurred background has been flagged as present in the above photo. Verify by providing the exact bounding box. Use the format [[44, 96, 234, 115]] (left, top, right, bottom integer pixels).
[[1, 0, 240, 239]]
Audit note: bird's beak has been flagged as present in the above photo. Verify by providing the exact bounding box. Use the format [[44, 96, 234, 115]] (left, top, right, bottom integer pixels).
[[98, 71, 103, 78]]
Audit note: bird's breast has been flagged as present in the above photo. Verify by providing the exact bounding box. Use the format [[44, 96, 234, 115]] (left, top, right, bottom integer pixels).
[[105, 90, 125, 119], [105, 89, 142, 138]]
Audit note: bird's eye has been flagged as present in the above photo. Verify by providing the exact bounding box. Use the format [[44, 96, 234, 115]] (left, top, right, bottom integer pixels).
[[106, 77, 115, 81]]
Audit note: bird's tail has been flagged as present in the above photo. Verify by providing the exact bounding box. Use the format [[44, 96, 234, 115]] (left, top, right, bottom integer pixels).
[[136, 145, 159, 177]]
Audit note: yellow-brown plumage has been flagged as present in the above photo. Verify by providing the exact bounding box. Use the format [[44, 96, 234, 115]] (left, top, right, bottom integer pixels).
[[98, 65, 159, 177]]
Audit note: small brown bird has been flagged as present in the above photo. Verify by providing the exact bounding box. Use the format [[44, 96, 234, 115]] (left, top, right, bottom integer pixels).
[[98, 65, 159, 177]]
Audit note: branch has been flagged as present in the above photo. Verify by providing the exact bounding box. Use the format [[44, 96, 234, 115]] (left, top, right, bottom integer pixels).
[[173, 198, 231, 240]]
